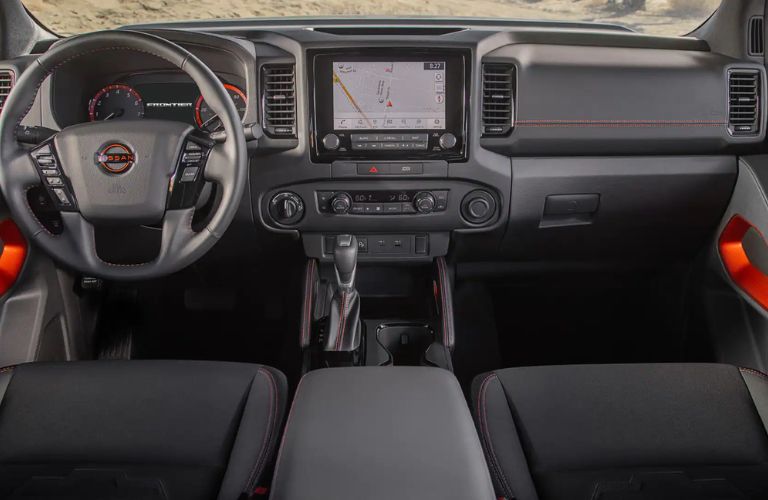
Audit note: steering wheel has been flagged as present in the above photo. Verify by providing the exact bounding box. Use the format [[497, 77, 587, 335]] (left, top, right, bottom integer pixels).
[[0, 31, 247, 280]]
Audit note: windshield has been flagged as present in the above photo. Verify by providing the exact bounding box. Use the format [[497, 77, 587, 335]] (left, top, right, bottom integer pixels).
[[24, 0, 720, 36]]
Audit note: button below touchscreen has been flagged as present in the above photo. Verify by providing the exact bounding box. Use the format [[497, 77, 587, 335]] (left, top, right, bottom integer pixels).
[[332, 61, 446, 130]]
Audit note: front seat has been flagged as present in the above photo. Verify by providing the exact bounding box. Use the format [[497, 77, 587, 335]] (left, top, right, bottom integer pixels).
[[472, 363, 768, 500], [0, 360, 287, 500]]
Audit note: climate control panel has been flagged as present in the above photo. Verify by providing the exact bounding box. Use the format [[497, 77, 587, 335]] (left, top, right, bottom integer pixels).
[[317, 190, 449, 216]]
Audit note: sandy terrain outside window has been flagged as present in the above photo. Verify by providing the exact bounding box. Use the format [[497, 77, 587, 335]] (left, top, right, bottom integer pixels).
[[24, 0, 721, 36]]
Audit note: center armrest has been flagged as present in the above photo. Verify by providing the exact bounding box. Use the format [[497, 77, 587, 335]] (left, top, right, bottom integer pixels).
[[270, 367, 495, 500]]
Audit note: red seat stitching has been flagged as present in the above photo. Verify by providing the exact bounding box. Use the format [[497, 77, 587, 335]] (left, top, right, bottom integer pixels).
[[477, 373, 515, 499], [245, 367, 278, 491]]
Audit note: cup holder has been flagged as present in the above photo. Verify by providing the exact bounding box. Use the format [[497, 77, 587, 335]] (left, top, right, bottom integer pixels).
[[376, 323, 434, 366]]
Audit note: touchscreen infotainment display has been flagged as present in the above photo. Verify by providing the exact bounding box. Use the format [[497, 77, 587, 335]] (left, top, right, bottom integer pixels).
[[332, 61, 446, 130]]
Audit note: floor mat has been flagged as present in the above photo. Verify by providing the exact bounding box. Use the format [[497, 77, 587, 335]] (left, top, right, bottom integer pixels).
[[94, 262, 303, 380], [487, 264, 713, 368]]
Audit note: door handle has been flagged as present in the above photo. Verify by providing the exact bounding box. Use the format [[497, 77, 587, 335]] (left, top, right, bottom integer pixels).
[[0, 219, 27, 297], [719, 215, 768, 310]]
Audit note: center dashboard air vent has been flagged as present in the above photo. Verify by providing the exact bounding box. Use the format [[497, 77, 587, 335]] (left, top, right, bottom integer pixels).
[[728, 69, 761, 137], [261, 64, 297, 138], [0, 69, 15, 115], [481, 64, 515, 137]]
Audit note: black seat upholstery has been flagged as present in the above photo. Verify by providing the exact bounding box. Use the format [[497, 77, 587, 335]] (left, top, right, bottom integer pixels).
[[0, 360, 287, 500], [472, 363, 768, 500]]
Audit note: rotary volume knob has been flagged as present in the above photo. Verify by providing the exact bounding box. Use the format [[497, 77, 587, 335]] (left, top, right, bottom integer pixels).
[[414, 192, 436, 214], [322, 133, 341, 151], [439, 132, 457, 150]]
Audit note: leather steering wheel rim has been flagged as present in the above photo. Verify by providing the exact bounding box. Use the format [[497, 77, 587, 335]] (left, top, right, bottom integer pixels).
[[0, 30, 248, 280]]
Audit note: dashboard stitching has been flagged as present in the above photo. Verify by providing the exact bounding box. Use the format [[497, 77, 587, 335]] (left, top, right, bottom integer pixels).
[[517, 119, 726, 123], [516, 120, 727, 128]]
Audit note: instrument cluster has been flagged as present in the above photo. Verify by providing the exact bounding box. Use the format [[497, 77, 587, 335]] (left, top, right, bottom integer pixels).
[[86, 74, 247, 133]]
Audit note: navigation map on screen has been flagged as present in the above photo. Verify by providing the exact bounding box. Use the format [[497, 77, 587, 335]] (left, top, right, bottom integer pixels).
[[332, 61, 446, 130]]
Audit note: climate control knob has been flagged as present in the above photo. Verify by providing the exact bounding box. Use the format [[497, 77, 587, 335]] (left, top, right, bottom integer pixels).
[[322, 133, 341, 151], [331, 192, 352, 214], [414, 192, 436, 214], [269, 192, 304, 225]]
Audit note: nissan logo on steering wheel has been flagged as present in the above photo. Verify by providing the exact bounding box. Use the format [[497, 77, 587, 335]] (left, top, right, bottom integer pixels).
[[96, 143, 135, 174]]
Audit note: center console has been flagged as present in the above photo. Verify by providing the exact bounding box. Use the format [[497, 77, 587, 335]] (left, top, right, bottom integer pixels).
[[269, 367, 495, 500]]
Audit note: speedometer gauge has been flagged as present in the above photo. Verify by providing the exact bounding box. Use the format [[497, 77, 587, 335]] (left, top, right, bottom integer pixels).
[[88, 84, 145, 121], [194, 84, 247, 132]]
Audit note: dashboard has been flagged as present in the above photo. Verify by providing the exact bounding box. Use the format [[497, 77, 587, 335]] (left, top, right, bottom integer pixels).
[[3, 16, 765, 265]]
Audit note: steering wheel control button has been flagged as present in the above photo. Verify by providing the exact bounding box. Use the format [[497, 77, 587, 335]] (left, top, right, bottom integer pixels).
[[31, 143, 78, 212], [461, 190, 497, 225], [269, 192, 305, 225], [180, 167, 199, 183], [35, 155, 55, 166], [167, 140, 212, 210], [52, 188, 71, 206], [322, 133, 341, 151]]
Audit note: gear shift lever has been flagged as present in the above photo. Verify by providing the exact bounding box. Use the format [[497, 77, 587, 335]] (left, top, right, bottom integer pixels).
[[334, 234, 358, 290], [324, 234, 362, 360]]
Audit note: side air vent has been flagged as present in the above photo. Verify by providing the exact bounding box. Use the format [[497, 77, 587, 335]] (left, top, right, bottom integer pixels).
[[0, 70, 15, 115], [261, 64, 297, 137], [728, 69, 761, 136], [482, 64, 514, 136], [749, 16, 764, 56]]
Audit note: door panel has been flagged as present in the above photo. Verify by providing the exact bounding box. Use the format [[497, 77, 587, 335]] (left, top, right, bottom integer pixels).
[[0, 199, 89, 366], [708, 156, 768, 371]]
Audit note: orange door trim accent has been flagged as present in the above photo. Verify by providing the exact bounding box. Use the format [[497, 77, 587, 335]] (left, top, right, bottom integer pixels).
[[719, 214, 768, 310], [0, 219, 28, 296]]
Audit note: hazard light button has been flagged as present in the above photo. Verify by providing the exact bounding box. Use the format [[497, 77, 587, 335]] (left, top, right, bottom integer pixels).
[[357, 163, 389, 175], [356, 163, 423, 175]]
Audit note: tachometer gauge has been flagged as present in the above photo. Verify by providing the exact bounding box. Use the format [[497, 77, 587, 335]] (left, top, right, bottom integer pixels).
[[88, 84, 145, 121], [194, 84, 247, 132]]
